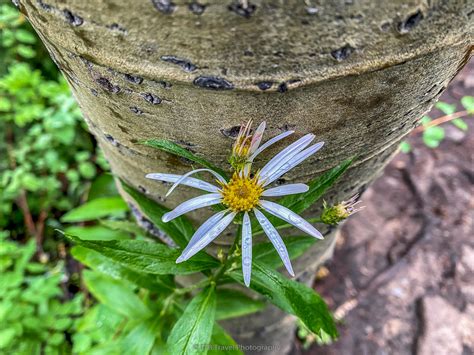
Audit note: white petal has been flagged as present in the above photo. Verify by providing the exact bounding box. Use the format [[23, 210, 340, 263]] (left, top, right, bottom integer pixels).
[[253, 208, 295, 276], [186, 210, 227, 249], [249, 121, 266, 154], [165, 168, 226, 197], [263, 141, 324, 186], [242, 212, 252, 287], [176, 212, 236, 262], [259, 200, 323, 239], [249, 130, 294, 161], [258, 134, 314, 183], [162, 193, 222, 222], [262, 183, 309, 197], [146, 173, 220, 193]]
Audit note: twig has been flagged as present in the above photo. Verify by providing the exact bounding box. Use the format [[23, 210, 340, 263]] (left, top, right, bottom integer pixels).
[[5, 123, 47, 256], [16, 191, 38, 238], [411, 110, 470, 134]]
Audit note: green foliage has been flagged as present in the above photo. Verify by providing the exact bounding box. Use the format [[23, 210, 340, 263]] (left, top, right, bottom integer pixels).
[[229, 262, 338, 339], [0, 3, 107, 233], [2, 2, 356, 349], [61, 196, 129, 223], [0, 235, 83, 354], [122, 181, 195, 247], [401, 97, 472, 153], [83, 270, 152, 319], [296, 319, 333, 349], [167, 285, 217, 354], [254, 236, 316, 268], [65, 233, 220, 275], [277, 157, 353, 215], [461, 96, 474, 113], [60, 158, 347, 352], [215, 289, 265, 320], [399, 140, 411, 153]]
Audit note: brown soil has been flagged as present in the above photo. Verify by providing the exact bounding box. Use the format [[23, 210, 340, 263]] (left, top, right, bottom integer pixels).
[[299, 59, 473, 354]]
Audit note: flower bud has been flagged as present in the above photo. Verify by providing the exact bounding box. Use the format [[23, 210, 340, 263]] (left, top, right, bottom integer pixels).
[[321, 194, 363, 225]]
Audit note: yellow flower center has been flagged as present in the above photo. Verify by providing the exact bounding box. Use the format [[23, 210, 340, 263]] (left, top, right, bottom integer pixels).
[[221, 173, 263, 212]]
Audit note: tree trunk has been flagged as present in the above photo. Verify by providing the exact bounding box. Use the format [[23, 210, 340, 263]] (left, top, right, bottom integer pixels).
[[18, 0, 472, 353]]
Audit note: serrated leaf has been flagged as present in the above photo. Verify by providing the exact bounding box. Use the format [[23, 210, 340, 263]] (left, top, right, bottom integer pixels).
[[141, 139, 228, 179], [451, 118, 468, 132], [65, 234, 219, 275], [71, 246, 175, 293], [61, 197, 128, 223], [254, 236, 316, 268], [167, 285, 216, 354], [83, 270, 151, 319], [216, 289, 265, 320], [276, 158, 354, 217], [229, 262, 338, 340], [435, 101, 456, 115], [122, 181, 194, 248], [461, 96, 474, 113]]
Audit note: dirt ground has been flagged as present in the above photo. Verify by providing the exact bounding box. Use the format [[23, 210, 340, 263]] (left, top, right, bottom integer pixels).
[[299, 60, 473, 354]]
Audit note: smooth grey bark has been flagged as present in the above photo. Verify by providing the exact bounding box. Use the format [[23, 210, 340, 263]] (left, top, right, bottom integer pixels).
[[18, 0, 473, 353]]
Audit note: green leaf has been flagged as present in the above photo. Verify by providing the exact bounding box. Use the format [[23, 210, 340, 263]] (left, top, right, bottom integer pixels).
[[216, 289, 265, 320], [167, 285, 217, 355], [422, 126, 445, 148], [61, 197, 128, 222], [451, 118, 468, 132], [83, 270, 151, 319], [100, 219, 146, 236], [0, 97, 11, 111], [0, 328, 16, 349], [229, 262, 338, 340], [71, 246, 175, 293], [210, 324, 242, 355], [79, 161, 97, 179], [435, 101, 456, 115], [88, 174, 119, 200], [277, 158, 354, 216], [141, 139, 228, 178], [122, 181, 194, 248], [254, 236, 316, 268], [461, 96, 474, 113], [64, 226, 130, 241], [14, 29, 37, 44], [65, 234, 219, 275], [16, 45, 36, 58], [399, 141, 411, 154], [121, 318, 161, 355]]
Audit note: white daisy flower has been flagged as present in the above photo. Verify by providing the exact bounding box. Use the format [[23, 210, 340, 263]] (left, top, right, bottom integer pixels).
[[146, 121, 325, 286]]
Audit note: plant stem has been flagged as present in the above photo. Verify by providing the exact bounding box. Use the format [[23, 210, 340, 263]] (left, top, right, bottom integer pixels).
[[411, 110, 471, 134], [211, 224, 242, 283]]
